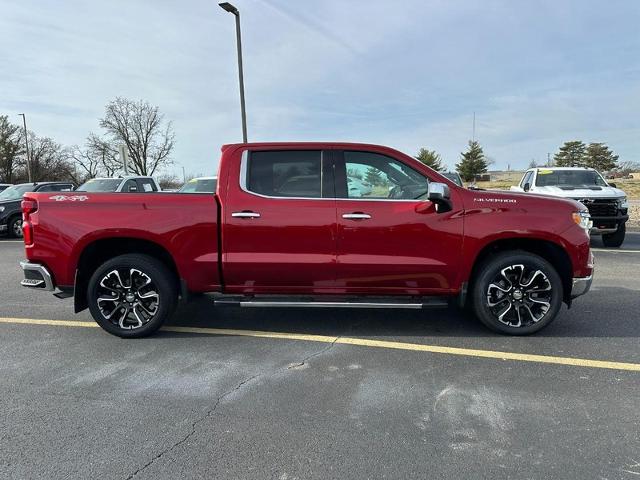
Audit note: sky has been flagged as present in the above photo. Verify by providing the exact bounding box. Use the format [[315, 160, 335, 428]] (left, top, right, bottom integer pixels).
[[1, 0, 639, 176]]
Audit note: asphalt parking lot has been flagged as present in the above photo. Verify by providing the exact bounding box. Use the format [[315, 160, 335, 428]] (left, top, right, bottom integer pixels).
[[1, 235, 639, 479]]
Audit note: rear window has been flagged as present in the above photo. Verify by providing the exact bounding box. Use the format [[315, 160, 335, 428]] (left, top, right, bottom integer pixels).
[[245, 151, 323, 198]]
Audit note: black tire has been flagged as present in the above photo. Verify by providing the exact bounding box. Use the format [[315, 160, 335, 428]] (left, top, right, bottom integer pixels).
[[602, 223, 625, 248], [8, 215, 23, 239], [471, 251, 563, 335], [87, 254, 178, 338]]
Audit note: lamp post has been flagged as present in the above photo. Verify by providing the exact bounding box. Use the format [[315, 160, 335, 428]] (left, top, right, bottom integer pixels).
[[18, 113, 32, 182], [219, 2, 248, 143]]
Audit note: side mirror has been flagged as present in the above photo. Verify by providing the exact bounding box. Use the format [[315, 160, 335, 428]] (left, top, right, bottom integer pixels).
[[523, 182, 531, 192], [427, 182, 452, 213], [608, 182, 617, 188]]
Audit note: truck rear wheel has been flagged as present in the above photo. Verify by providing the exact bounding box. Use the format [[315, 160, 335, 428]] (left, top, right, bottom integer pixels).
[[602, 223, 625, 248], [87, 254, 178, 338], [471, 251, 563, 335]]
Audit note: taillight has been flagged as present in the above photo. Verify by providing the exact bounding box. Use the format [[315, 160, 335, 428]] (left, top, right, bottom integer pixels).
[[21, 198, 38, 216], [21, 197, 38, 246]]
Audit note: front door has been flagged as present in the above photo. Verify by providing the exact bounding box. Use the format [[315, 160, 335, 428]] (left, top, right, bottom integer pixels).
[[334, 149, 463, 295], [222, 148, 337, 294]]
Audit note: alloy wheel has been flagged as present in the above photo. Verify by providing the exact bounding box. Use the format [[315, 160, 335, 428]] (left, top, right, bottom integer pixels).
[[96, 268, 160, 330], [12, 219, 23, 237], [486, 264, 553, 328]]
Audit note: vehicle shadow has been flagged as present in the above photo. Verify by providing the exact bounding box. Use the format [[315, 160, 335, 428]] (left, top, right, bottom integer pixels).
[[163, 286, 640, 340]]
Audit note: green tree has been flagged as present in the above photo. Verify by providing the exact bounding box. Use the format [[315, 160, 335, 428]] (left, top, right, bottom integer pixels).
[[455, 140, 488, 182], [415, 148, 444, 171], [584, 143, 618, 172], [554, 141, 586, 167], [0, 115, 24, 183]]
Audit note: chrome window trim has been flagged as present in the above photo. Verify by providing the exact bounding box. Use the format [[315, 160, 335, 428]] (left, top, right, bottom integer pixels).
[[239, 148, 430, 203]]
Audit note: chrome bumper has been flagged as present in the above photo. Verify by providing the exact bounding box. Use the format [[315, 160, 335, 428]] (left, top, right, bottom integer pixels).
[[20, 261, 55, 291], [571, 275, 593, 299]]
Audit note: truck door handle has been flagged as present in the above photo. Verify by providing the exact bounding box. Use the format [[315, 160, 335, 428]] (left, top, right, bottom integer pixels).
[[232, 211, 261, 219], [342, 212, 371, 220]]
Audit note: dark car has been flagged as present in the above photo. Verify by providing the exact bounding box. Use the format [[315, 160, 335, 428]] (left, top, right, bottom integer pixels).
[[0, 182, 75, 238]]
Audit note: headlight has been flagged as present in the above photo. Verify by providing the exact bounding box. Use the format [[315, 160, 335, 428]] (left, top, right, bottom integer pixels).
[[572, 211, 592, 231], [618, 196, 628, 209], [0, 206, 4, 213]]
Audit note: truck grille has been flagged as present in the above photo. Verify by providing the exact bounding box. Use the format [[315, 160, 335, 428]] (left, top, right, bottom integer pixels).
[[579, 199, 618, 218]]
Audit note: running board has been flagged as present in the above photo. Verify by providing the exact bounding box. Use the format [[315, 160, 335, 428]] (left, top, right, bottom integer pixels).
[[213, 295, 449, 309]]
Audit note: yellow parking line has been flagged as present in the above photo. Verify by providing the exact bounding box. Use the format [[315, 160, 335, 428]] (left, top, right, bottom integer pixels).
[[1, 317, 639, 372], [592, 249, 640, 253]]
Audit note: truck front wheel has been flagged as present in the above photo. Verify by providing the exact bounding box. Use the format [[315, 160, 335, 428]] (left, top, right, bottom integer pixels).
[[602, 222, 625, 248], [471, 251, 563, 335], [87, 254, 178, 338]]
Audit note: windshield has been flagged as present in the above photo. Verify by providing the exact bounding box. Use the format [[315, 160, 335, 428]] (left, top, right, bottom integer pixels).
[[76, 178, 122, 192], [535, 169, 608, 187], [0, 184, 33, 201], [178, 178, 217, 193]]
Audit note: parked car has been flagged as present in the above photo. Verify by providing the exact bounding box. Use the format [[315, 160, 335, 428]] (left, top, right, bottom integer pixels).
[[20, 142, 593, 338], [1, 182, 75, 238], [441, 172, 463, 187], [510, 167, 628, 247], [0, 184, 12, 192], [178, 176, 217, 193], [76, 176, 161, 193]]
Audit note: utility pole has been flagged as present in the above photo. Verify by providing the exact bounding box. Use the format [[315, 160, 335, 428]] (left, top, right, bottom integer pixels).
[[182, 166, 186, 183], [18, 114, 32, 182], [119, 144, 129, 175], [472, 112, 476, 142], [219, 2, 248, 143], [547, 152, 551, 166]]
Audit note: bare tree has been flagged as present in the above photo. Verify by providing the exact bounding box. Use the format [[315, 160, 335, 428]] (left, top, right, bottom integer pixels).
[[0, 115, 24, 183], [97, 97, 175, 175], [27, 133, 72, 182], [67, 144, 102, 184], [86, 132, 120, 176]]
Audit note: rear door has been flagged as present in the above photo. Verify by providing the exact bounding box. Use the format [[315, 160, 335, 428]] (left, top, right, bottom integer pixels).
[[334, 149, 463, 295], [222, 147, 337, 293]]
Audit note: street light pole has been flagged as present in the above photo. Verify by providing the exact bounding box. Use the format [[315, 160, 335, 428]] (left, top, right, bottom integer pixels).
[[219, 2, 248, 143], [18, 113, 32, 183]]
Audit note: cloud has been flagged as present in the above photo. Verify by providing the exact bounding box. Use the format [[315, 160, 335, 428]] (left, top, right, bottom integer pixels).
[[1, 0, 638, 177]]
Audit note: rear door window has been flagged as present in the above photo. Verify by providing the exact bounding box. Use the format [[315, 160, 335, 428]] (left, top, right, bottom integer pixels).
[[137, 179, 157, 192], [245, 150, 331, 198]]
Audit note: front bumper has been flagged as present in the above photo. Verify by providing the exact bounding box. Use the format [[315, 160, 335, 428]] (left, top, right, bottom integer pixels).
[[571, 275, 593, 299], [20, 261, 55, 291]]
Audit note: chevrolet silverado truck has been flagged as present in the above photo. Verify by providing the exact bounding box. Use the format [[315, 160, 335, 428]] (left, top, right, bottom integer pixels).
[[19, 142, 594, 337], [510, 167, 629, 247]]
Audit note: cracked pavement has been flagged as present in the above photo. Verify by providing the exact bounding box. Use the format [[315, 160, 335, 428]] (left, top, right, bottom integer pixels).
[[1, 236, 640, 479]]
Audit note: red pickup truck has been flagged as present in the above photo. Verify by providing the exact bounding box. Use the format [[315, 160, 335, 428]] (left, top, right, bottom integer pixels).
[[19, 142, 593, 337]]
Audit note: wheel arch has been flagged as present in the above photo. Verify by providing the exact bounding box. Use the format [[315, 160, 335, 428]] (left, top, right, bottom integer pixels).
[[466, 237, 573, 305], [74, 237, 181, 313]]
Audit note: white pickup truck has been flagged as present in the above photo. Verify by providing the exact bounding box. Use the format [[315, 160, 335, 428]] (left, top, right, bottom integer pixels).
[[76, 176, 161, 193], [511, 167, 629, 247]]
